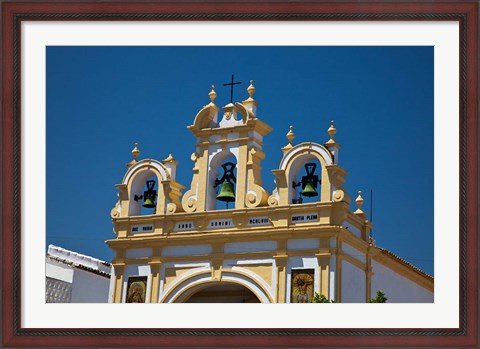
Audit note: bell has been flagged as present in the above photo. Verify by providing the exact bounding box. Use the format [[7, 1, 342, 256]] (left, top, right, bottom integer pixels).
[[142, 180, 157, 208], [216, 180, 236, 202], [301, 181, 318, 197], [142, 194, 156, 208]]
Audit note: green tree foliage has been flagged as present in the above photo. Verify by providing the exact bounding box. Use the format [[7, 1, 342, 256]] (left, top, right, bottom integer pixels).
[[311, 293, 335, 303], [369, 290, 388, 303], [311, 291, 388, 303]]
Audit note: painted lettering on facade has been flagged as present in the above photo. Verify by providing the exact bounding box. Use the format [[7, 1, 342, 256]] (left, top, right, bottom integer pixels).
[[291, 213, 318, 224], [131, 225, 154, 233], [209, 219, 234, 228], [174, 222, 195, 231], [247, 217, 270, 226]]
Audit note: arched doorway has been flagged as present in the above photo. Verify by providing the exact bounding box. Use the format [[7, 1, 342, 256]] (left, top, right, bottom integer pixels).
[[185, 282, 260, 303], [184, 282, 261, 303], [161, 270, 273, 303]]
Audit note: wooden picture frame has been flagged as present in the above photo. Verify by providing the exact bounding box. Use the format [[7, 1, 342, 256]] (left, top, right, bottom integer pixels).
[[2, 1, 478, 347]]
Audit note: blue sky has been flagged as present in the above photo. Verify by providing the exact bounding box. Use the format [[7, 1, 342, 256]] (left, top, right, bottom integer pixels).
[[46, 46, 434, 275]]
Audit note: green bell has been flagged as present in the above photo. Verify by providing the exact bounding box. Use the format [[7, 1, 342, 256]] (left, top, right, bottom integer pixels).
[[217, 180, 236, 202], [143, 194, 156, 208], [142, 180, 157, 208], [301, 181, 318, 197]]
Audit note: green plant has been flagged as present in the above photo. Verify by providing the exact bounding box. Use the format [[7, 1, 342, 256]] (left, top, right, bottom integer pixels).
[[370, 290, 388, 303], [311, 293, 335, 303]]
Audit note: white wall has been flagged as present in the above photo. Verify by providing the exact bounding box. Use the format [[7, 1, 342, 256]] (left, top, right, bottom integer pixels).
[[162, 244, 212, 257], [46, 257, 110, 303], [224, 241, 277, 254], [329, 255, 336, 300], [70, 268, 111, 303], [108, 265, 116, 303], [342, 221, 362, 238], [46, 259, 74, 283], [287, 238, 319, 250], [342, 243, 366, 263], [371, 260, 433, 303], [341, 260, 366, 303], [125, 248, 153, 259]]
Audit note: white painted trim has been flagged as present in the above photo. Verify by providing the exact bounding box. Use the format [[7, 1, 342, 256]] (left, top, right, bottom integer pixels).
[[279, 142, 333, 171], [122, 159, 169, 185]]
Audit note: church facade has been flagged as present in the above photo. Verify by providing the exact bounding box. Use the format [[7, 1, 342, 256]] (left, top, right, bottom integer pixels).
[[106, 81, 433, 303]]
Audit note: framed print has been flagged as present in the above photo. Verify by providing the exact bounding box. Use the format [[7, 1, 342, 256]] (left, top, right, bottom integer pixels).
[[126, 276, 147, 304], [1, 1, 478, 348], [291, 269, 315, 303]]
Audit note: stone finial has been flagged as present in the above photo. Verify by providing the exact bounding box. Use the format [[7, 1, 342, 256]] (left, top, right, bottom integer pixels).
[[242, 79, 258, 115], [326, 120, 337, 144], [208, 85, 217, 103], [286, 125, 295, 144], [247, 80, 256, 99], [132, 143, 140, 160], [127, 143, 140, 168], [281, 125, 295, 153], [354, 191, 364, 215], [162, 153, 178, 165], [162, 153, 178, 180]]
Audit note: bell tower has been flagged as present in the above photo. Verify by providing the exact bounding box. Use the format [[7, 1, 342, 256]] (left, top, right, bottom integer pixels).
[[107, 78, 433, 305], [181, 80, 272, 212]]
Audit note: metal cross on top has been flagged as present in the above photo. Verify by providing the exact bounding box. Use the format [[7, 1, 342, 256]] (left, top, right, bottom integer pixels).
[[223, 74, 242, 104]]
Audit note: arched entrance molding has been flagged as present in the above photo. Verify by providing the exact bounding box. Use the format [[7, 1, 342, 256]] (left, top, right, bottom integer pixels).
[[160, 269, 273, 303]]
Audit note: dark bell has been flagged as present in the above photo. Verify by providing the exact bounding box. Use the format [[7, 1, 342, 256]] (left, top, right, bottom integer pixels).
[[142, 180, 157, 208], [301, 181, 318, 197], [142, 194, 156, 208], [216, 180, 235, 202]]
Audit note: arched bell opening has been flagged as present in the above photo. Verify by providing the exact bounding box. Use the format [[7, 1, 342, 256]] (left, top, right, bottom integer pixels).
[[289, 158, 322, 205], [183, 282, 262, 303], [207, 152, 238, 211], [129, 171, 159, 216]]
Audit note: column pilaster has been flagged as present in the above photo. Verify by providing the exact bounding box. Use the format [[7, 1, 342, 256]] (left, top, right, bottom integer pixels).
[[112, 262, 125, 303]]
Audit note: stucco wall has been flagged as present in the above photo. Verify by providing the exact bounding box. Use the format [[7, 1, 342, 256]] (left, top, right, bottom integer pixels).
[[371, 260, 433, 303], [71, 268, 111, 303], [46, 259, 74, 283], [341, 260, 366, 303], [46, 257, 110, 303]]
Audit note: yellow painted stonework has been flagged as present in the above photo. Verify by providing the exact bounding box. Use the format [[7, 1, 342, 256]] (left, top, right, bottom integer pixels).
[[106, 82, 433, 303], [237, 263, 273, 286], [164, 267, 195, 290]]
